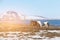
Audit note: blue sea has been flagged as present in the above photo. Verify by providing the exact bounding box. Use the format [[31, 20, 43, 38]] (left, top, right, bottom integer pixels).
[[39, 20, 60, 26], [25, 20, 60, 26]]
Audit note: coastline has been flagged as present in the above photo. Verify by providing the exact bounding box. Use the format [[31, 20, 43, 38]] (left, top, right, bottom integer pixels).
[[0, 24, 60, 32]]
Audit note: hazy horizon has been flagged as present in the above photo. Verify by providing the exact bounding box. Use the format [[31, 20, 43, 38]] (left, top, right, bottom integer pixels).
[[0, 0, 60, 19]]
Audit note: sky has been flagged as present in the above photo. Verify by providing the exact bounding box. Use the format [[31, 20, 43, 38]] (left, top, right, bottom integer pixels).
[[0, 0, 60, 19]]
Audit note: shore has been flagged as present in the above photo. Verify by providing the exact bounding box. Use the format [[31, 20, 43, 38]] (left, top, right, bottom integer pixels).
[[0, 24, 60, 32], [0, 24, 60, 40], [40, 25, 60, 30]]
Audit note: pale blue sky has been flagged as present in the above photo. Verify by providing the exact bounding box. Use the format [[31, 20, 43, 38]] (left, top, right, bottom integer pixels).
[[0, 0, 60, 19]]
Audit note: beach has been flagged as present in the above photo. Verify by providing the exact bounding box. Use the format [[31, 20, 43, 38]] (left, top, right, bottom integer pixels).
[[0, 24, 60, 40], [0, 30, 60, 40], [0, 24, 60, 32], [0, 20, 60, 40]]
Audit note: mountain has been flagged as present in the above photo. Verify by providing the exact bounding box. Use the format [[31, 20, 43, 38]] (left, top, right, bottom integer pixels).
[[0, 11, 48, 21], [24, 15, 48, 20], [0, 11, 23, 24]]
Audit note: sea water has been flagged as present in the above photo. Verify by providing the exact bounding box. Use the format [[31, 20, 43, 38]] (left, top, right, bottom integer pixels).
[[25, 19, 60, 26], [39, 20, 60, 26]]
